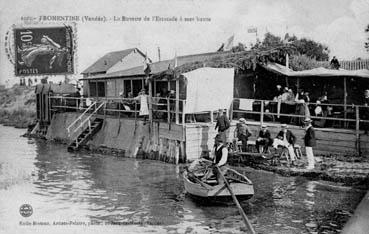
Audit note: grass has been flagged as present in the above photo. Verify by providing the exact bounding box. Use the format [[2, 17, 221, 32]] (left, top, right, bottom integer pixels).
[[0, 85, 36, 128]]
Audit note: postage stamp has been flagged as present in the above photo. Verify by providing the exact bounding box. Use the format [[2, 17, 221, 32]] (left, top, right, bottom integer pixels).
[[14, 26, 74, 76]]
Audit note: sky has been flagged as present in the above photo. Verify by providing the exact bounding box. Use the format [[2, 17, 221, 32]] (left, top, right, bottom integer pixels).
[[1, 0, 369, 86]]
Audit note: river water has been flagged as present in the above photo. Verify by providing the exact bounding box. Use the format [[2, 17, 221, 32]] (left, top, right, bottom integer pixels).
[[0, 125, 365, 234]]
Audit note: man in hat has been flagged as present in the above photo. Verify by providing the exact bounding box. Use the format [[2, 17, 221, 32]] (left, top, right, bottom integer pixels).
[[304, 118, 316, 170], [210, 134, 229, 185], [215, 109, 230, 143], [273, 124, 297, 165], [234, 118, 251, 152], [256, 124, 272, 153]]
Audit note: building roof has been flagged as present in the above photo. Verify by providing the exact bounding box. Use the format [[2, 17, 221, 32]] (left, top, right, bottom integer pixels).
[[81, 48, 146, 74], [80, 46, 292, 80], [81, 51, 233, 80]]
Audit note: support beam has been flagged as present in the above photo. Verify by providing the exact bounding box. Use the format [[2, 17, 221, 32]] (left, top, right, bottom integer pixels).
[[175, 78, 179, 124], [343, 77, 347, 119]]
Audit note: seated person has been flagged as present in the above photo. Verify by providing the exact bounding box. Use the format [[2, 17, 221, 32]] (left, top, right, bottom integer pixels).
[[272, 124, 297, 165], [256, 124, 272, 153]]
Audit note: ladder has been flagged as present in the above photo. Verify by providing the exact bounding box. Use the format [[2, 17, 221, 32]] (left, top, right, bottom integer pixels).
[[67, 101, 105, 151]]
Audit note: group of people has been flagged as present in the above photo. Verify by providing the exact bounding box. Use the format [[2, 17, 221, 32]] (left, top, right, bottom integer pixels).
[[213, 108, 318, 170], [253, 119, 316, 169]]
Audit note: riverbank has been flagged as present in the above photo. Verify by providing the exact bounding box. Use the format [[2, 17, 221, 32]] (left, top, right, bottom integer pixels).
[[229, 153, 369, 189], [0, 85, 36, 128]]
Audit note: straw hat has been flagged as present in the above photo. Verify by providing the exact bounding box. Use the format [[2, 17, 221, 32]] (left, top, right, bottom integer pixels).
[[281, 123, 287, 128], [261, 124, 267, 128], [239, 118, 246, 123], [304, 117, 313, 123]]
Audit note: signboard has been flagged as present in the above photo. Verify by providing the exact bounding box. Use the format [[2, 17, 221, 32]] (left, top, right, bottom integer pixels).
[[247, 27, 257, 33], [14, 26, 74, 76]]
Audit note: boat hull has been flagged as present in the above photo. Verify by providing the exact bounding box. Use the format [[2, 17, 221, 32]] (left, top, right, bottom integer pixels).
[[183, 170, 254, 200]]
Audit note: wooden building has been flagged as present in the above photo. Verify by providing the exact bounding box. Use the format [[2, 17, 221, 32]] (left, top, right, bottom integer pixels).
[[81, 48, 148, 97]]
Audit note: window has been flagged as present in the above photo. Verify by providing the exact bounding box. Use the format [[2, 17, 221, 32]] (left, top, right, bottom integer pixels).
[[97, 82, 106, 97]]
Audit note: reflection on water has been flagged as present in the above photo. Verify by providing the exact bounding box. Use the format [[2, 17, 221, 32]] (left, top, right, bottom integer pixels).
[[0, 125, 366, 234]]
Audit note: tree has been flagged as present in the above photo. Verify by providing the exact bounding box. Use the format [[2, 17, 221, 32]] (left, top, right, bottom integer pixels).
[[254, 32, 330, 61]]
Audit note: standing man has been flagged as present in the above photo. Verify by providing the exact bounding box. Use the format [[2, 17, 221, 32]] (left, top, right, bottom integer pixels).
[[210, 134, 229, 185], [272, 124, 297, 165], [256, 124, 272, 153], [304, 118, 316, 170], [215, 109, 230, 143], [234, 118, 252, 152]]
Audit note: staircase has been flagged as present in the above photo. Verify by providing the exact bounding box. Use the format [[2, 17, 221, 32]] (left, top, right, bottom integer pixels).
[[66, 101, 105, 152], [67, 118, 103, 151]]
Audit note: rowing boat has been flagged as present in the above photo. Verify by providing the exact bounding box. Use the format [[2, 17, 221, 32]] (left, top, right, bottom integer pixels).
[[183, 167, 254, 200]]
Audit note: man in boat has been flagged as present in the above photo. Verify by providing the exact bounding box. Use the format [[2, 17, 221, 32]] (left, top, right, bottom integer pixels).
[[255, 124, 272, 153], [210, 134, 229, 185], [272, 124, 297, 166], [215, 109, 230, 143], [233, 118, 251, 152]]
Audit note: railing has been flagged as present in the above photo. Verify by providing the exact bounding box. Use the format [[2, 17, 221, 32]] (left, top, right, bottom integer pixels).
[[49, 95, 188, 125], [231, 98, 369, 129], [317, 59, 369, 70], [66, 101, 97, 137], [69, 101, 106, 147]]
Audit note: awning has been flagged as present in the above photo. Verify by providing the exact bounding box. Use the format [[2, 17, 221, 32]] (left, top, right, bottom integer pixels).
[[182, 67, 234, 113], [262, 62, 369, 78]]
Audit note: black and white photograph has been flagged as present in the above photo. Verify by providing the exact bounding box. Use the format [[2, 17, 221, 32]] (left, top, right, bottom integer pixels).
[[1, 0, 369, 233]]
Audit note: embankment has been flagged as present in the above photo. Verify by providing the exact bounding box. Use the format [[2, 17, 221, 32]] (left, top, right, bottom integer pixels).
[[46, 112, 185, 163], [0, 85, 36, 128]]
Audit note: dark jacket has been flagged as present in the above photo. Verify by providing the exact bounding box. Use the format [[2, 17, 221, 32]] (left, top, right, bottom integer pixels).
[[215, 115, 230, 132], [235, 123, 251, 138], [304, 126, 316, 147], [276, 130, 296, 145], [258, 129, 271, 140]]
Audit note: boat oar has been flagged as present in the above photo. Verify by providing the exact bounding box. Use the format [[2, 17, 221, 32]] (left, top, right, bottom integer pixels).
[[215, 165, 256, 234]]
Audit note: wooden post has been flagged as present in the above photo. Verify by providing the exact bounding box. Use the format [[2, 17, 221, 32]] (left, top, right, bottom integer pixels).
[[210, 111, 214, 123], [180, 141, 185, 163], [148, 78, 153, 123], [285, 53, 289, 69], [355, 106, 360, 156], [167, 97, 170, 124], [343, 77, 347, 119], [175, 78, 179, 124], [182, 100, 186, 125], [260, 101, 264, 126], [229, 100, 234, 121]]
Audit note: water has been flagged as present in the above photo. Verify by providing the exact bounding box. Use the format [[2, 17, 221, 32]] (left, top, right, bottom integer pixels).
[[0, 125, 365, 234]]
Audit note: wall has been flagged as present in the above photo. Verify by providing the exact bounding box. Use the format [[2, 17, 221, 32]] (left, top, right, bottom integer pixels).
[[46, 112, 186, 162]]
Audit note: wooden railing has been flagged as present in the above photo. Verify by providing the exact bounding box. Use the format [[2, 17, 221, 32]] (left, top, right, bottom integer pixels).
[[67, 101, 106, 147], [231, 98, 369, 129], [318, 59, 369, 70], [49, 95, 188, 125]]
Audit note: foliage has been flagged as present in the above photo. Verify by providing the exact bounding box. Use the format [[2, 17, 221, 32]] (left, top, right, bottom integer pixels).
[[253, 32, 330, 61], [289, 54, 330, 71], [365, 24, 369, 52]]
